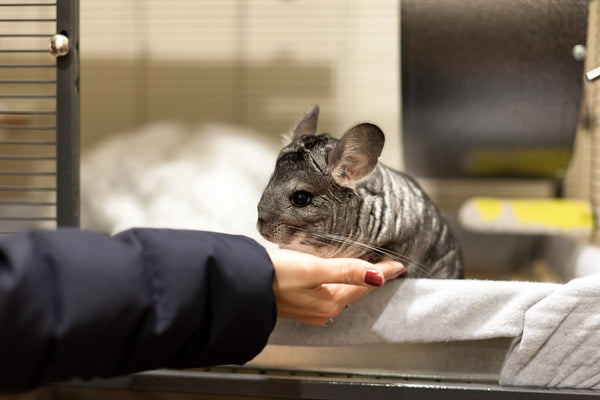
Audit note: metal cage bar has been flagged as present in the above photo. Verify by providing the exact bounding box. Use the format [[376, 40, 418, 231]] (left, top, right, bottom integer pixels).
[[0, 0, 78, 233], [56, 0, 79, 227], [0, 1, 58, 233]]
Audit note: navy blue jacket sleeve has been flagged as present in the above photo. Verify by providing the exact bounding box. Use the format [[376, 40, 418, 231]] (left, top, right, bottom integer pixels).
[[0, 228, 276, 392]]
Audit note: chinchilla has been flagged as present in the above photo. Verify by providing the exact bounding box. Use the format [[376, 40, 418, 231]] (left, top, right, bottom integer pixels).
[[257, 106, 463, 279]]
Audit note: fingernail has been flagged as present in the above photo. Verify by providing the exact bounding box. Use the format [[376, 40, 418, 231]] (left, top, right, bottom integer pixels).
[[365, 270, 383, 287]]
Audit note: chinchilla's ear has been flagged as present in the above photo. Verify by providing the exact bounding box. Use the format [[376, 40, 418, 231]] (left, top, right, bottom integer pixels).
[[292, 105, 320, 140], [327, 123, 385, 188]]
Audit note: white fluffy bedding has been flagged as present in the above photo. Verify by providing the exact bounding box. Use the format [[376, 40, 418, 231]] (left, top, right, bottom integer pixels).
[[81, 122, 278, 246]]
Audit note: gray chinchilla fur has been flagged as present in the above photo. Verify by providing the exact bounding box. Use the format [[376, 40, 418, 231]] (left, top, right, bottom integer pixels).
[[257, 106, 463, 279]]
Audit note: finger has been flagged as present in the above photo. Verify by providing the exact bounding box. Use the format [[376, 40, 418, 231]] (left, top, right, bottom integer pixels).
[[309, 258, 405, 287], [325, 283, 373, 308], [278, 312, 333, 326], [280, 285, 374, 325], [375, 259, 407, 280], [286, 283, 370, 317], [310, 258, 378, 287], [276, 283, 359, 321]]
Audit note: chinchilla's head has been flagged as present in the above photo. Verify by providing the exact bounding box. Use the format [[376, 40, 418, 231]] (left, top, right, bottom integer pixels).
[[256, 106, 385, 256]]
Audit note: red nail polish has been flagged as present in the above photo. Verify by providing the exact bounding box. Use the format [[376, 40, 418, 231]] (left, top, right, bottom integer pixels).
[[365, 270, 383, 287]]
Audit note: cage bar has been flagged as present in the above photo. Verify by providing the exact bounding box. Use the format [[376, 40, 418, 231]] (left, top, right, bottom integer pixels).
[[0, 0, 60, 234], [55, 0, 80, 227]]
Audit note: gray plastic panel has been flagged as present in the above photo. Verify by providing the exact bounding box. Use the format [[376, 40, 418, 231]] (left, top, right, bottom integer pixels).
[[401, 0, 588, 178]]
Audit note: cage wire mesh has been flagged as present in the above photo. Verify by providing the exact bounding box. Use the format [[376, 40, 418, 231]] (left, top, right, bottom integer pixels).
[[0, 1, 58, 234]]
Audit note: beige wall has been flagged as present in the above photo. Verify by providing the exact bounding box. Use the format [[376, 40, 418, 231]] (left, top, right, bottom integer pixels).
[[80, 0, 402, 169]]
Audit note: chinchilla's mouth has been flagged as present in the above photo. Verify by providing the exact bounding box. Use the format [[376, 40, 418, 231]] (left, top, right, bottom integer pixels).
[[279, 242, 318, 254], [281, 240, 346, 259], [257, 221, 300, 245], [279, 231, 336, 257], [258, 221, 338, 257]]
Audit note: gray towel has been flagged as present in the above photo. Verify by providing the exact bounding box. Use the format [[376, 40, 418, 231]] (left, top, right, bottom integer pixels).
[[500, 273, 600, 389], [269, 274, 600, 389], [269, 278, 557, 345]]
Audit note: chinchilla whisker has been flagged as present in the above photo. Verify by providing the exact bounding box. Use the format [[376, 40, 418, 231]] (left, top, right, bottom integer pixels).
[[300, 229, 432, 278], [282, 226, 358, 260], [316, 233, 432, 278]]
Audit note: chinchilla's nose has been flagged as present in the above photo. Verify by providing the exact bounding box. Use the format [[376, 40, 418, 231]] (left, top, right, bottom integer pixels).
[[257, 190, 279, 226], [256, 203, 269, 225], [257, 197, 270, 218], [256, 207, 271, 238]]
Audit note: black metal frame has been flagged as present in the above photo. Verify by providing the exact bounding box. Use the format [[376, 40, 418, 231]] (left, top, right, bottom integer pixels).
[[56, 0, 79, 227], [54, 368, 600, 400]]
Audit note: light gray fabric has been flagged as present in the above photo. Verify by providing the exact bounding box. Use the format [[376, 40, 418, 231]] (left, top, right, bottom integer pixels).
[[500, 273, 600, 389], [269, 278, 557, 345], [269, 274, 600, 389]]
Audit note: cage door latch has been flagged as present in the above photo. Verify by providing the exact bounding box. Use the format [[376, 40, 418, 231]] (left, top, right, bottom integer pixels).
[[49, 34, 70, 57]]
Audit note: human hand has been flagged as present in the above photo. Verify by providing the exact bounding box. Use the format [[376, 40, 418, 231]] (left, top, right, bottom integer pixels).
[[266, 248, 406, 326]]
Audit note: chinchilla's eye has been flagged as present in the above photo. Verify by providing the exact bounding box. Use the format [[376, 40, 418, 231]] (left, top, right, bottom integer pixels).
[[290, 190, 313, 207]]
